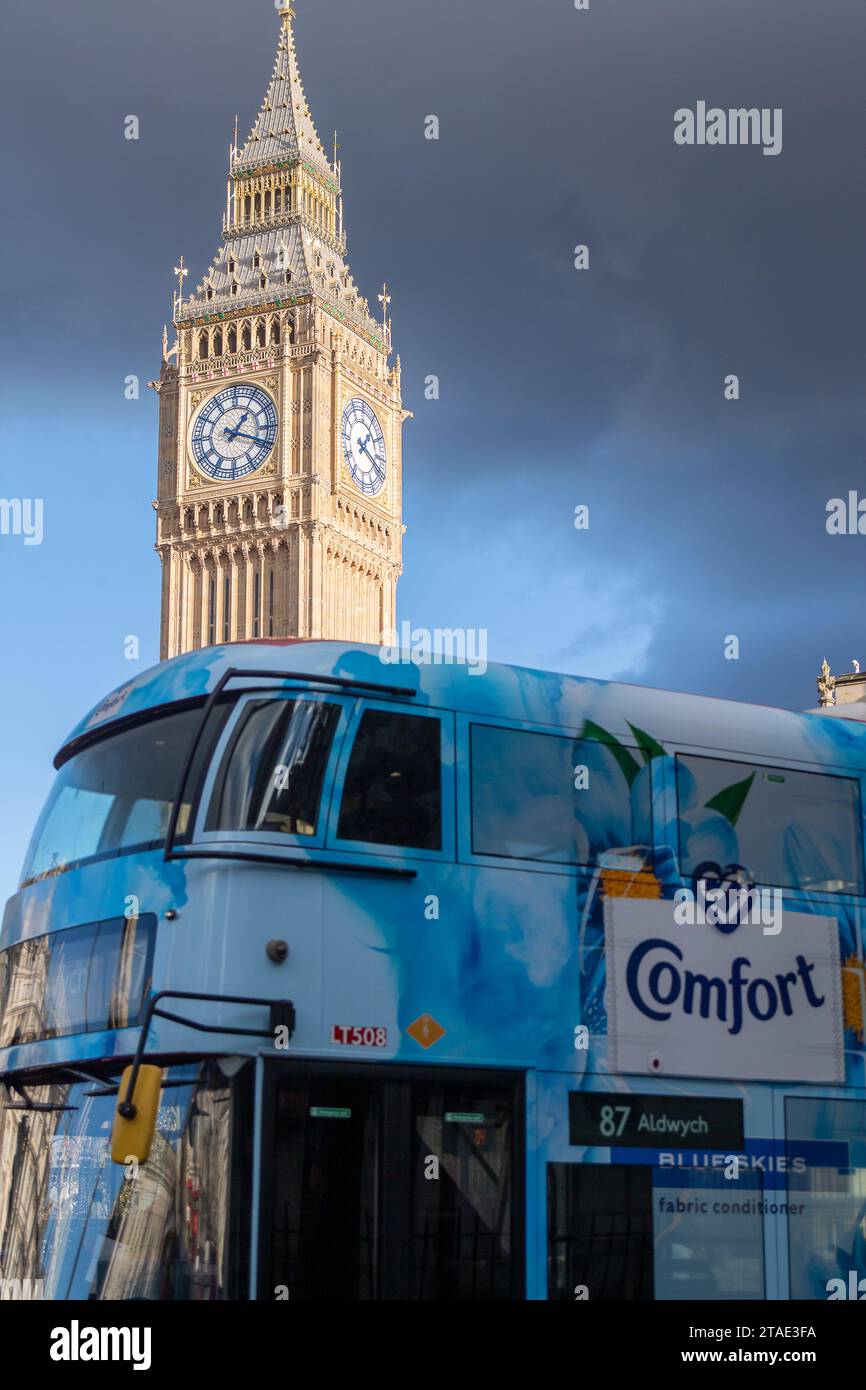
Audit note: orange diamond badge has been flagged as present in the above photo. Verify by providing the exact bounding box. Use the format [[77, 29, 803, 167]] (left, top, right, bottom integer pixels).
[[406, 1014, 446, 1049]]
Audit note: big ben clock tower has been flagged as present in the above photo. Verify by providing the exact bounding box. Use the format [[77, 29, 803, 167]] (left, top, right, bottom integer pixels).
[[153, 0, 406, 659]]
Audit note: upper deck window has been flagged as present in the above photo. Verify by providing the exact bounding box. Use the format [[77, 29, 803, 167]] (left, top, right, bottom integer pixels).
[[676, 753, 864, 894], [470, 724, 651, 868], [337, 711, 441, 850], [20, 707, 202, 887], [205, 699, 339, 837]]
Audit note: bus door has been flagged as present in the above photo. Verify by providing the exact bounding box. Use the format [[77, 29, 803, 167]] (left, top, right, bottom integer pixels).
[[258, 1062, 524, 1300]]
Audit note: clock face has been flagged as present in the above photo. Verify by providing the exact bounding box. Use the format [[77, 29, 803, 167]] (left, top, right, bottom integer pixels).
[[190, 385, 278, 481], [341, 397, 387, 497]]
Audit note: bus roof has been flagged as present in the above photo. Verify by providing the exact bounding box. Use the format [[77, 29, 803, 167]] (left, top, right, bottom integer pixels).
[[58, 639, 866, 772]]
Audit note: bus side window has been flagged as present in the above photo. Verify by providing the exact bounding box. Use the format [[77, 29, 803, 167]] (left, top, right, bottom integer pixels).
[[470, 724, 650, 868], [337, 711, 442, 851], [676, 754, 865, 894]]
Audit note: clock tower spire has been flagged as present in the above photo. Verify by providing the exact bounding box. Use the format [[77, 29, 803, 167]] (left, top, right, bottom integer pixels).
[[153, 1, 405, 658]]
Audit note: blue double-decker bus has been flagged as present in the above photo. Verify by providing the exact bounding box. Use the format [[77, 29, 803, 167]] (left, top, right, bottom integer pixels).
[[0, 640, 864, 1300]]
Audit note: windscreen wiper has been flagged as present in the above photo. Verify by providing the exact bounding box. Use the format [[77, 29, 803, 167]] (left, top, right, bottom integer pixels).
[[3, 1064, 125, 1111]]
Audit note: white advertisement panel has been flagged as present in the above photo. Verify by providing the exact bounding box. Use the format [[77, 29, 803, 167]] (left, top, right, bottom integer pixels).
[[604, 898, 844, 1083]]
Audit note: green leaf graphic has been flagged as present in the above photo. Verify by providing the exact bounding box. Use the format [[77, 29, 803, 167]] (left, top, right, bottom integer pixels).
[[626, 722, 666, 764], [705, 771, 756, 827], [579, 720, 641, 787]]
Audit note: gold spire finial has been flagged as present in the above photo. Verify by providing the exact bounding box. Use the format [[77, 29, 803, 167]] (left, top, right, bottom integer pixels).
[[277, 0, 296, 27]]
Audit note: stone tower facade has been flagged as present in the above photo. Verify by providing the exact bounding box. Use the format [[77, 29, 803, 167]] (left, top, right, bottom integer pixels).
[[153, 1, 405, 659]]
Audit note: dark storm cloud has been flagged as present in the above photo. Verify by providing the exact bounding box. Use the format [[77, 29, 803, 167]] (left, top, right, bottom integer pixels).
[[2, 0, 865, 708]]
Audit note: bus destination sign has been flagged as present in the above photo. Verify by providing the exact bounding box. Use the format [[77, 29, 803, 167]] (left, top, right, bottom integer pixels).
[[569, 1092, 745, 1151]]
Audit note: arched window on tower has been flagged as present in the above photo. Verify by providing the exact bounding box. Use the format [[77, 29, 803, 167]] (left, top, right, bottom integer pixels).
[[228, 324, 237, 353], [274, 188, 282, 214], [242, 322, 252, 350], [198, 331, 208, 360], [253, 251, 261, 270], [268, 568, 275, 637], [244, 196, 251, 224], [213, 329, 223, 356], [260, 274, 267, 291], [256, 320, 267, 348], [223, 572, 231, 642], [270, 318, 280, 345]]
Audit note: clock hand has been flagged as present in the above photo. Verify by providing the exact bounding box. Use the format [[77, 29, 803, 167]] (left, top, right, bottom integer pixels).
[[223, 411, 250, 441], [224, 429, 267, 444]]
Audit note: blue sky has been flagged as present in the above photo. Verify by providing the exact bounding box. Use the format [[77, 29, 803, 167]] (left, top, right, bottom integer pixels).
[[1, 0, 865, 901]]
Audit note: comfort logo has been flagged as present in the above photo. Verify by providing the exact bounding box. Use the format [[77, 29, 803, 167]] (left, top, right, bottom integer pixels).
[[625, 938, 825, 1036], [605, 899, 843, 1085]]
